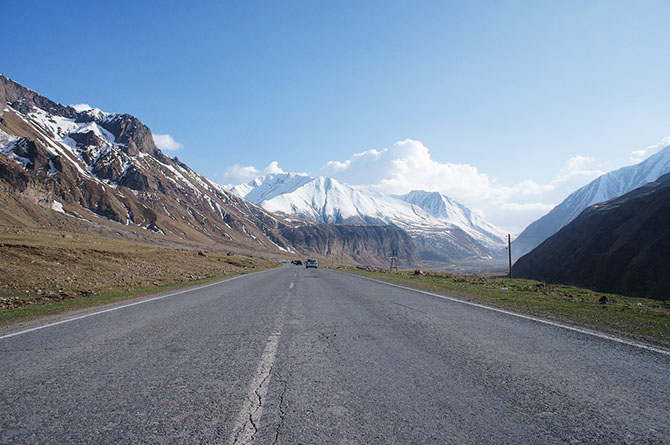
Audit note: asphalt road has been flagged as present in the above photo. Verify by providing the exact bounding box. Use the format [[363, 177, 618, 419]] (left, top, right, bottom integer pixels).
[[1, 266, 668, 444]]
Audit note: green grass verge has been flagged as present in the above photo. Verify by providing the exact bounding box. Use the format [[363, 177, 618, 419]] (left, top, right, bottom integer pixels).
[[341, 268, 670, 348], [0, 273, 246, 325]]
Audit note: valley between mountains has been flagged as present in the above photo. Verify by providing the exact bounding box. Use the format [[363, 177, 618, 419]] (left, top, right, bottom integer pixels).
[[1, 72, 669, 325], [1, 73, 669, 444], [5, 3, 670, 443]]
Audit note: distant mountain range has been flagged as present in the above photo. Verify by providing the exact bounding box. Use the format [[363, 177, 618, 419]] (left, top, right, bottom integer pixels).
[[513, 173, 670, 300], [0, 74, 418, 266], [513, 142, 670, 260], [9, 72, 669, 274], [229, 174, 507, 261]]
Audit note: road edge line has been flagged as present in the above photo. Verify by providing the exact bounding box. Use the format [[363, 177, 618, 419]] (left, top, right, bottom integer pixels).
[[0, 268, 276, 341], [341, 271, 670, 357]]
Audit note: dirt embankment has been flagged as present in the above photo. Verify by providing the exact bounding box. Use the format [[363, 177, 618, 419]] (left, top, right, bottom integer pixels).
[[0, 226, 276, 310]]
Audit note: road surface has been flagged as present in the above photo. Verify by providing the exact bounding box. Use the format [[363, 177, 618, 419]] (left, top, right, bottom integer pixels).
[[1, 266, 668, 443]]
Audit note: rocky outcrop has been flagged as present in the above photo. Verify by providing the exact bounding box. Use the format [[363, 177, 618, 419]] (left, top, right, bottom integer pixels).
[[100, 114, 159, 157], [118, 166, 150, 191], [68, 131, 106, 150], [0, 74, 77, 119]]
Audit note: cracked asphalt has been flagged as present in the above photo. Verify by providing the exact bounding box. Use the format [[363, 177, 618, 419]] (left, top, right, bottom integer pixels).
[[1, 266, 668, 444]]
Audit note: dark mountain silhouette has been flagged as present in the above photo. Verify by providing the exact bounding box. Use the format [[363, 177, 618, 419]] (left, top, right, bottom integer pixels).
[[513, 173, 670, 300]]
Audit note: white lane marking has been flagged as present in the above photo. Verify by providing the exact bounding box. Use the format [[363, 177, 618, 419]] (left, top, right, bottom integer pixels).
[[0, 268, 277, 341], [350, 273, 670, 357], [229, 318, 284, 444], [289, 281, 294, 289]]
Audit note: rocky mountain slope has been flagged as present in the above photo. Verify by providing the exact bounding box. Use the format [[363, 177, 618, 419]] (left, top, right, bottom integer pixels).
[[0, 75, 416, 266], [280, 223, 420, 266], [230, 174, 507, 261], [513, 142, 670, 260], [0, 74, 293, 252], [513, 173, 670, 300]]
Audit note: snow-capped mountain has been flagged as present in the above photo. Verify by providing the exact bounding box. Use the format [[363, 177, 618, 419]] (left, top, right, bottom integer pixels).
[[513, 172, 670, 300], [396, 190, 507, 250], [230, 172, 313, 204], [230, 173, 507, 261], [513, 141, 670, 260], [0, 74, 421, 266], [0, 73, 297, 252]]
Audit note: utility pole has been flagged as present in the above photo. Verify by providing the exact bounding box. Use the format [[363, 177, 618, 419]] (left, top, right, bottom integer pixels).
[[508, 234, 512, 279], [389, 249, 398, 272]]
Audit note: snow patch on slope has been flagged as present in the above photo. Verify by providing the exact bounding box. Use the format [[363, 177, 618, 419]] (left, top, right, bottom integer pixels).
[[51, 200, 65, 213]]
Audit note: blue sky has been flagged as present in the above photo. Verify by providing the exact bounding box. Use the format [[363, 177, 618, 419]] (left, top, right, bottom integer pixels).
[[2, 0, 670, 232]]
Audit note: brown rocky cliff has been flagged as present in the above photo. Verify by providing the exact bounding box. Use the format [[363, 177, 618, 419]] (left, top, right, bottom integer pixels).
[[100, 114, 160, 158], [281, 223, 420, 267], [0, 74, 77, 118]]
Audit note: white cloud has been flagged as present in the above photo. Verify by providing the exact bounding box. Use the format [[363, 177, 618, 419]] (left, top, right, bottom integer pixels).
[[500, 180, 556, 196], [318, 139, 612, 232], [499, 202, 555, 212], [319, 139, 562, 209], [153, 133, 184, 152], [223, 161, 286, 184], [554, 155, 604, 183], [630, 136, 670, 163], [221, 139, 620, 232], [321, 139, 495, 201], [70, 103, 92, 112]]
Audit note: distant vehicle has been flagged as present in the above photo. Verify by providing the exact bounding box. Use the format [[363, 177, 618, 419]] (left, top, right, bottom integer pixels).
[[305, 258, 318, 268], [291, 260, 302, 265]]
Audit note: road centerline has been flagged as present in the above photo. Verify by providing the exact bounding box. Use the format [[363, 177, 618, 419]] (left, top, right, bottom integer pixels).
[[228, 303, 287, 444]]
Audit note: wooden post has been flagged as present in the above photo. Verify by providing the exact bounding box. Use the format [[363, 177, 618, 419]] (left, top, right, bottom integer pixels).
[[508, 234, 512, 279]]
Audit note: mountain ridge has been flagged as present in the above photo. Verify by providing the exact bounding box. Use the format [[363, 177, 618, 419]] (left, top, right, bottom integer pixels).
[[513, 173, 670, 300], [0, 74, 418, 266], [513, 141, 670, 260], [230, 173, 507, 261]]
